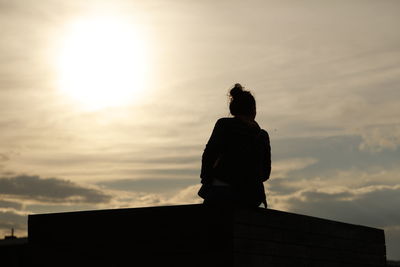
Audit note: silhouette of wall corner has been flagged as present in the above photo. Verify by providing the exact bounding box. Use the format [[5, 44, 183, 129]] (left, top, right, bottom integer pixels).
[[28, 204, 386, 266]]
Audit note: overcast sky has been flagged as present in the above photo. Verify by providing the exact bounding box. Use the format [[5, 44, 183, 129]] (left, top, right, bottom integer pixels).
[[0, 0, 399, 259]]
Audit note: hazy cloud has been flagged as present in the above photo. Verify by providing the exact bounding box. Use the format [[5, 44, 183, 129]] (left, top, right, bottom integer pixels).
[[106, 183, 202, 208], [0, 199, 22, 210], [107, 190, 163, 208], [358, 124, 400, 152], [0, 182, 203, 238], [98, 178, 198, 193], [271, 135, 400, 181], [167, 184, 202, 205], [270, 157, 317, 179], [0, 153, 9, 162], [0, 210, 27, 234], [280, 185, 400, 229], [270, 184, 400, 259], [0, 175, 111, 204]]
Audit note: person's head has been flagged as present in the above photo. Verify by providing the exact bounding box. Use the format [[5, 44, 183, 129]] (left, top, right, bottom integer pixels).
[[229, 83, 256, 119]]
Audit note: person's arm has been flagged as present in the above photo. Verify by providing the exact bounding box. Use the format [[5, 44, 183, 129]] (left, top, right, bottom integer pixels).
[[200, 119, 225, 184], [260, 130, 271, 182]]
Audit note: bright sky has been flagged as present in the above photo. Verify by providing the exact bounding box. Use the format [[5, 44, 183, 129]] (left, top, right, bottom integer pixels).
[[0, 0, 400, 259]]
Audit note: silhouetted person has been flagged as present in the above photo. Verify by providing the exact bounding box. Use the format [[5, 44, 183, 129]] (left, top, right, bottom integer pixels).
[[198, 83, 271, 208]]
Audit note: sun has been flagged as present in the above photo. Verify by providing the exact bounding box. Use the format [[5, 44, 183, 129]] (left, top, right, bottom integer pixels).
[[58, 17, 149, 110]]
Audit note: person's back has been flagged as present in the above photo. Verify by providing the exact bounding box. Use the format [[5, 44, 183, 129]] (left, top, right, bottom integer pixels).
[[198, 84, 271, 208]]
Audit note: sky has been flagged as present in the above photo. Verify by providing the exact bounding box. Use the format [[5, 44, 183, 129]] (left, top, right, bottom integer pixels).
[[0, 0, 400, 259]]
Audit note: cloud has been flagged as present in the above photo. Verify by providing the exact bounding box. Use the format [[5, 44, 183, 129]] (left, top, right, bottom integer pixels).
[[0, 153, 9, 173], [268, 184, 400, 260], [0, 199, 22, 210], [0, 153, 9, 162], [0, 182, 203, 239], [0, 209, 27, 235], [270, 135, 400, 185], [100, 182, 202, 208], [270, 157, 317, 179], [271, 185, 400, 257], [167, 184, 202, 205], [109, 191, 163, 208], [0, 175, 111, 204], [358, 124, 400, 152], [98, 178, 198, 193]]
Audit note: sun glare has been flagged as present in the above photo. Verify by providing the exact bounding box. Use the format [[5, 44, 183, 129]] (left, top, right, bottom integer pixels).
[[58, 17, 149, 110]]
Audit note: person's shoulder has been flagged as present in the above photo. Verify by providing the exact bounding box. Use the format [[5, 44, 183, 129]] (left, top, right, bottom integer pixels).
[[215, 117, 235, 126], [260, 129, 270, 139]]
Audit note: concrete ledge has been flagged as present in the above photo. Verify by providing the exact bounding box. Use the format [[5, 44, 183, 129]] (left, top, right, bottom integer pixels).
[[28, 204, 386, 266]]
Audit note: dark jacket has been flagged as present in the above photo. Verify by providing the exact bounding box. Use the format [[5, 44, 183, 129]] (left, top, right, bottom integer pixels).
[[199, 117, 271, 205]]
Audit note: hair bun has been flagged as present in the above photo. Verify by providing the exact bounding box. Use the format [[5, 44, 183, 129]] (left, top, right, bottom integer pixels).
[[228, 83, 256, 117], [230, 83, 244, 99]]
